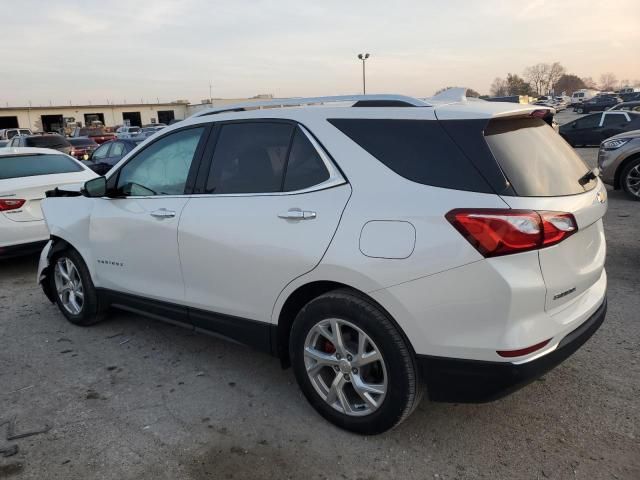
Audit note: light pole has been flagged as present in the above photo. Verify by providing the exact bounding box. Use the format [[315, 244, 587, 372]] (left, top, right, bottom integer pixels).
[[357, 53, 370, 94]]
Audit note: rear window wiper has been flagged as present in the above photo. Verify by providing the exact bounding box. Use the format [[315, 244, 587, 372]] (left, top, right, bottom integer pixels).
[[578, 167, 599, 186]]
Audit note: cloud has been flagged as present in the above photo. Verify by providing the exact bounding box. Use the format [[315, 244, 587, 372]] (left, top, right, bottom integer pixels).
[[0, 0, 638, 105]]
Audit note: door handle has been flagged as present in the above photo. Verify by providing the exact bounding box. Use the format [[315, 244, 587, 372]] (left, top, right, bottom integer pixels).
[[278, 208, 316, 220], [150, 208, 176, 218]]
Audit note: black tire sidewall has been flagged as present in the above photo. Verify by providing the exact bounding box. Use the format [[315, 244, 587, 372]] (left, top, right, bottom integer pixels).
[[290, 291, 417, 435], [50, 249, 102, 325]]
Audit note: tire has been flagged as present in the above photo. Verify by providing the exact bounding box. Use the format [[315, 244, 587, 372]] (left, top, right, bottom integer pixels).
[[620, 157, 640, 201], [49, 249, 106, 326], [577, 107, 584, 114], [290, 289, 423, 434]]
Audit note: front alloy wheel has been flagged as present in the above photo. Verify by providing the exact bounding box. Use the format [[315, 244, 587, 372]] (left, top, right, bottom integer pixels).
[[54, 257, 84, 315], [622, 159, 640, 200], [304, 318, 387, 416], [49, 248, 106, 326]]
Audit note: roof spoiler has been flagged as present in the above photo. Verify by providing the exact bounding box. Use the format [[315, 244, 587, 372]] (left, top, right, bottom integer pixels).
[[428, 87, 468, 104]]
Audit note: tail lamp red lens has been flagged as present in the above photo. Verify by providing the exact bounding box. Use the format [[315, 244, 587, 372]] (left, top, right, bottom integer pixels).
[[530, 109, 550, 118], [446, 209, 577, 257], [0, 199, 26, 211]]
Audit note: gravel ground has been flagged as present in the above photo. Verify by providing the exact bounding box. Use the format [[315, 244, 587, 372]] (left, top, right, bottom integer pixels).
[[0, 149, 638, 480]]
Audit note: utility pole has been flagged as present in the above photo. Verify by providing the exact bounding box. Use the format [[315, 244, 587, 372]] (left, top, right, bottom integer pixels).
[[209, 82, 213, 105], [357, 53, 370, 94]]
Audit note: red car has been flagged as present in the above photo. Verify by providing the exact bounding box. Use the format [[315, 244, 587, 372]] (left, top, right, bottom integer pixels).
[[71, 127, 116, 145], [68, 137, 99, 160]]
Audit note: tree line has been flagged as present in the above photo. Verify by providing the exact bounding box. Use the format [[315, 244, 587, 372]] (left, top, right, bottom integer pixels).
[[436, 63, 640, 98]]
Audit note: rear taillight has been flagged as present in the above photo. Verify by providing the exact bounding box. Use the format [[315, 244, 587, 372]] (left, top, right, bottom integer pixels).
[[0, 199, 26, 211], [446, 209, 577, 257]]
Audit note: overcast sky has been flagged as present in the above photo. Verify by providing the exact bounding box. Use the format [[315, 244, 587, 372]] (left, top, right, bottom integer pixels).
[[1, 0, 639, 106]]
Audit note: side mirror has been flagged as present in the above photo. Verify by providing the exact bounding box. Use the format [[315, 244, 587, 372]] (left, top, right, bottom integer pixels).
[[83, 176, 107, 197]]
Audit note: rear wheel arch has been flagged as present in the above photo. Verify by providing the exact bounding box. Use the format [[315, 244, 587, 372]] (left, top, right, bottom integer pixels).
[[276, 281, 416, 368]]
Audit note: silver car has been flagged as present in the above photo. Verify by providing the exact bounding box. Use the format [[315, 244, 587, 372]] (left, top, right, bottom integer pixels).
[[599, 129, 640, 200]]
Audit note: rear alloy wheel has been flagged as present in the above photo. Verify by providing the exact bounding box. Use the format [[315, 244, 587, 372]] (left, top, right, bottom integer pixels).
[[621, 158, 640, 201], [290, 289, 423, 434], [50, 249, 106, 325], [577, 107, 584, 113], [303, 318, 388, 416]]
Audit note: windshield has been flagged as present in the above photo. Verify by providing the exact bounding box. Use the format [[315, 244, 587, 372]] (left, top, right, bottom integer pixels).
[[484, 118, 597, 196], [0, 154, 83, 179], [69, 138, 97, 146]]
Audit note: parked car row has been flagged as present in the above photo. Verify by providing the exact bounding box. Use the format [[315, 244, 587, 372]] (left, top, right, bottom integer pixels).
[[4, 134, 72, 155], [532, 95, 570, 111], [574, 94, 623, 113]]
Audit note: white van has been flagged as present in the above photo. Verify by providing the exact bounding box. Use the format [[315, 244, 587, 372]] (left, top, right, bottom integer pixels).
[[0, 128, 33, 140], [571, 89, 598, 106]]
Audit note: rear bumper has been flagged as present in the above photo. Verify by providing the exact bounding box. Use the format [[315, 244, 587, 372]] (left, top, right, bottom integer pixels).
[[418, 297, 607, 403]]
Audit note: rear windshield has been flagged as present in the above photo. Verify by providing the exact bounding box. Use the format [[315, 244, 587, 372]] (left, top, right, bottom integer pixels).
[[484, 118, 596, 196], [25, 135, 71, 149], [0, 154, 83, 179], [328, 119, 491, 193]]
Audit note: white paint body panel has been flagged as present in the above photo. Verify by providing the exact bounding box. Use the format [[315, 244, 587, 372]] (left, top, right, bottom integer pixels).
[[179, 185, 351, 321], [90, 197, 190, 303], [359, 221, 416, 259]]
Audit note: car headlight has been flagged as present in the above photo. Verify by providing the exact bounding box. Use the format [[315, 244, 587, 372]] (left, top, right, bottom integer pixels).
[[601, 138, 630, 150]]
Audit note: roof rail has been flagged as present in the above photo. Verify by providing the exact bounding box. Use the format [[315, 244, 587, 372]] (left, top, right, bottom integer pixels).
[[190, 94, 431, 118]]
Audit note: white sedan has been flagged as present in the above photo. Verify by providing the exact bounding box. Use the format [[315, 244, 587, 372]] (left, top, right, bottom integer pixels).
[[0, 147, 96, 258]]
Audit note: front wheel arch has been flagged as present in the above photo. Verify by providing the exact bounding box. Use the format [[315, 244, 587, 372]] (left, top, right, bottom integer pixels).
[[40, 237, 75, 303]]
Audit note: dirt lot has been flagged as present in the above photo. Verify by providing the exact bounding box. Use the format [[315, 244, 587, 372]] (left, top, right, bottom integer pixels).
[[1, 149, 638, 480]]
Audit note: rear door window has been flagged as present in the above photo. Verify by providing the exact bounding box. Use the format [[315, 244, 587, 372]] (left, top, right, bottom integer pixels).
[[283, 128, 330, 191], [484, 118, 596, 196], [0, 154, 83, 179], [574, 114, 601, 129], [328, 119, 491, 193], [602, 113, 628, 127], [205, 122, 294, 194]]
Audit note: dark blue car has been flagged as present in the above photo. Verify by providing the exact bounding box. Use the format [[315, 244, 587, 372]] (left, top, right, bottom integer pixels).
[[83, 139, 140, 175]]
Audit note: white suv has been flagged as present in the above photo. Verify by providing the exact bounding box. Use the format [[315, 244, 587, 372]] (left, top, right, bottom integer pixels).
[[37, 92, 607, 434]]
